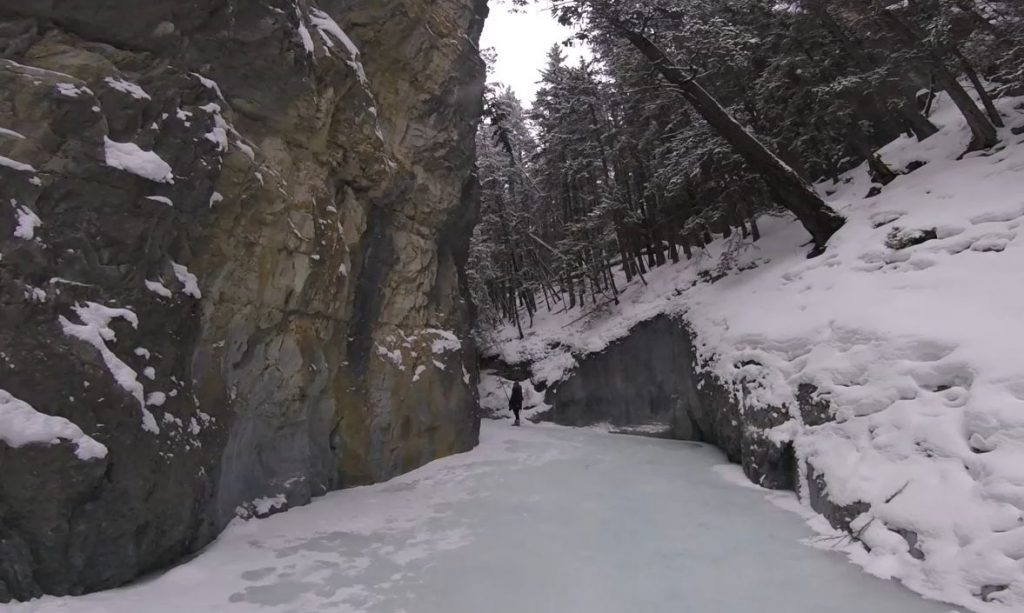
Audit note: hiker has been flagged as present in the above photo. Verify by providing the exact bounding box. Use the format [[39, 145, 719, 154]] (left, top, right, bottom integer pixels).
[[509, 380, 523, 426]]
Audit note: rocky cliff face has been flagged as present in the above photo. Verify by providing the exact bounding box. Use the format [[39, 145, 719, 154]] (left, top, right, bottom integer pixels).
[[533, 316, 917, 590], [0, 0, 485, 601], [540, 315, 805, 489]]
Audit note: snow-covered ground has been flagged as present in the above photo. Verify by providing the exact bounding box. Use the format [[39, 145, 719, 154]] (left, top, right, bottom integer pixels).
[[484, 93, 1024, 611], [8, 421, 953, 613]]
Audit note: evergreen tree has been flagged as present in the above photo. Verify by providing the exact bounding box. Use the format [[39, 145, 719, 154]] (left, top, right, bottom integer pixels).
[[470, 0, 1021, 331]]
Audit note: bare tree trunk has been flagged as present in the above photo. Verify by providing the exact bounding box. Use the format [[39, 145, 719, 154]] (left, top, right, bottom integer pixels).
[[605, 252, 620, 304], [605, 20, 845, 252], [667, 222, 680, 263], [748, 209, 761, 242], [870, 1, 998, 150], [926, 61, 998, 150], [923, 75, 938, 117], [956, 53, 1004, 127]]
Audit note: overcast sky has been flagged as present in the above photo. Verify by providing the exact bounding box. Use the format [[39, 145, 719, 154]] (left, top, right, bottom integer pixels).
[[479, 1, 589, 106]]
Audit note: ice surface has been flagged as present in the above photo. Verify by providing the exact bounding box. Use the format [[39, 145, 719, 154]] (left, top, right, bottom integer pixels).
[[5, 422, 953, 613]]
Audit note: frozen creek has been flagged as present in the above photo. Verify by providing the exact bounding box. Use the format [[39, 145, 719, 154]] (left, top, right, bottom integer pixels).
[[9, 421, 957, 613]]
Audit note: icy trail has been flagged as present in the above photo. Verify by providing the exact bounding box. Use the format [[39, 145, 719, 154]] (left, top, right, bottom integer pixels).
[[10, 422, 955, 613]]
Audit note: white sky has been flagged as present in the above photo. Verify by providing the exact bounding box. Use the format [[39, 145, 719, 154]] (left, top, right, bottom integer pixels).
[[479, 1, 589, 106]]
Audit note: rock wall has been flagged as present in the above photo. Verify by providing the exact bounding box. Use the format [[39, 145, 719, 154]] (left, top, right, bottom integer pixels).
[[541, 315, 801, 489], [525, 314, 930, 594], [542, 316, 687, 429], [0, 0, 485, 601], [540, 314, 883, 540]]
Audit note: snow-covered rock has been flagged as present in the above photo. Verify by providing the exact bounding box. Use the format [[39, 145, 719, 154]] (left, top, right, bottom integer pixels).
[[0, 389, 107, 460]]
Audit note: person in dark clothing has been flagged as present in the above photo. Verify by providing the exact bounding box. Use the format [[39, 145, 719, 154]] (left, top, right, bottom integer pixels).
[[509, 381, 523, 426]]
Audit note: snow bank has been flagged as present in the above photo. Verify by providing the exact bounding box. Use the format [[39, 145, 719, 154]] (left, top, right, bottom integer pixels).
[[103, 137, 174, 183], [488, 93, 1024, 611], [0, 389, 107, 460]]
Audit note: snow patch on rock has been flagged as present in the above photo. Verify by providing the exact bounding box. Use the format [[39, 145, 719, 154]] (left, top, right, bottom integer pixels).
[[145, 195, 173, 206], [12, 203, 41, 239], [171, 261, 202, 299], [145, 279, 172, 298], [55, 82, 91, 98], [0, 388, 107, 460], [104, 137, 174, 183], [59, 301, 158, 434], [104, 77, 151, 100], [0, 126, 25, 140], [0, 154, 37, 173]]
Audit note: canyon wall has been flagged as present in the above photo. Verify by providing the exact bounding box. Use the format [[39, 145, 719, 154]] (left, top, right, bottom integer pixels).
[[0, 0, 485, 600]]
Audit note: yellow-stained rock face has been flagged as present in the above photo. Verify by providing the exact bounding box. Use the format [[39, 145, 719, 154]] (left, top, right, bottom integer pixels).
[[0, 0, 485, 600]]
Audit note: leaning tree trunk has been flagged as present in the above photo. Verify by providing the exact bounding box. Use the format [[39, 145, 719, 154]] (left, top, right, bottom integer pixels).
[[870, 0, 999, 151], [955, 52, 1004, 128], [927, 62, 999, 150], [610, 24, 845, 251]]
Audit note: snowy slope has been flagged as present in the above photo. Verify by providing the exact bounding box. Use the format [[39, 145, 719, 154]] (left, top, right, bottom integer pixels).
[[485, 93, 1024, 611]]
